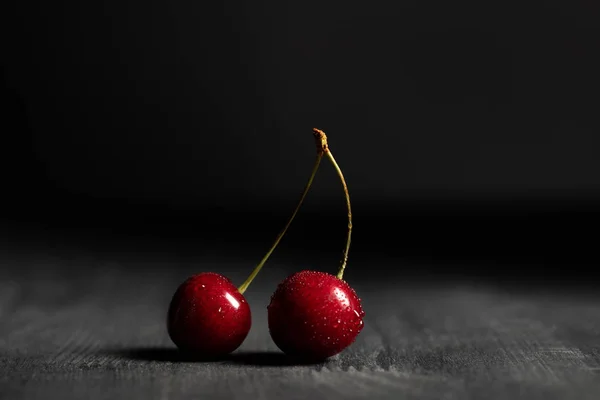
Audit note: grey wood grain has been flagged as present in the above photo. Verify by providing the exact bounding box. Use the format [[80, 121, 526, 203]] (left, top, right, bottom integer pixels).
[[1, 251, 600, 399]]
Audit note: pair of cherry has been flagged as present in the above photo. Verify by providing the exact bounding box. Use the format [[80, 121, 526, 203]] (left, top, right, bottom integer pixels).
[[166, 129, 365, 361]]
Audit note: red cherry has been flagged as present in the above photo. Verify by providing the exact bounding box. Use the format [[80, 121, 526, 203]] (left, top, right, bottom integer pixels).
[[268, 270, 365, 360], [167, 272, 251, 356]]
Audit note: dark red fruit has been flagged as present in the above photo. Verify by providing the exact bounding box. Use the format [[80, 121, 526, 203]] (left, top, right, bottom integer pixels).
[[167, 272, 251, 356], [268, 270, 365, 360]]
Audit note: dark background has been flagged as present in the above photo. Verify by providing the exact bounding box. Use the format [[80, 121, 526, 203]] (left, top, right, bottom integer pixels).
[[2, 0, 600, 281], [3, 3, 600, 399]]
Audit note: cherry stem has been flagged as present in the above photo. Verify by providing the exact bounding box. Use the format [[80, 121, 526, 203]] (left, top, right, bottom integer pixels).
[[324, 150, 353, 281], [308, 128, 353, 280], [237, 153, 323, 294]]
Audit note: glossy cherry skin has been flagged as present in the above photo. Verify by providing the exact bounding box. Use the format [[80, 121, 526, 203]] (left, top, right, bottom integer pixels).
[[167, 272, 251, 356], [267, 270, 365, 360]]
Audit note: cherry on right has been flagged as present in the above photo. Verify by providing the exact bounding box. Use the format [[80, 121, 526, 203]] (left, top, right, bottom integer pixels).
[[268, 270, 364, 360], [267, 128, 365, 360]]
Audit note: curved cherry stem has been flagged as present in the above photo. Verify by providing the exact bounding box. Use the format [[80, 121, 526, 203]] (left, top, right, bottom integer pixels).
[[311, 128, 353, 280], [325, 150, 352, 280], [238, 153, 323, 294]]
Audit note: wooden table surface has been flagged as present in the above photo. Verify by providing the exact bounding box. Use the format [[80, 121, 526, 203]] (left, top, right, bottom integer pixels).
[[2, 238, 600, 400]]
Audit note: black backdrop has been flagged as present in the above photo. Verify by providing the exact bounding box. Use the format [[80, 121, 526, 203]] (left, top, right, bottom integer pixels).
[[2, 0, 600, 279]]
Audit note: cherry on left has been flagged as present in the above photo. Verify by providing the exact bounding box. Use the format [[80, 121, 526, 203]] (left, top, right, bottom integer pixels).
[[167, 272, 251, 356]]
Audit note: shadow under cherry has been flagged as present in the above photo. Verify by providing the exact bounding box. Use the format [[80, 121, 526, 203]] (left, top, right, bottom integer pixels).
[[108, 347, 326, 367]]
